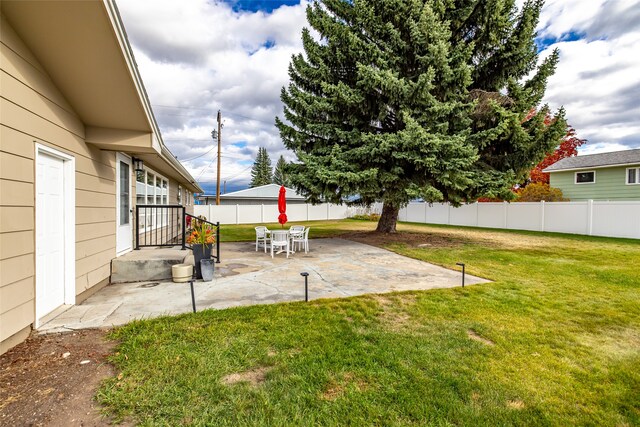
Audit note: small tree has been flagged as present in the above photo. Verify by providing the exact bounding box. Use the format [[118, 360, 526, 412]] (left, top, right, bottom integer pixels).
[[250, 147, 273, 187], [516, 183, 566, 202], [273, 155, 291, 187], [530, 126, 586, 184]]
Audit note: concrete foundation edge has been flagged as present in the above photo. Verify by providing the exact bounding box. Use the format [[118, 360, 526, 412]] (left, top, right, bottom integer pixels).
[[0, 325, 32, 356]]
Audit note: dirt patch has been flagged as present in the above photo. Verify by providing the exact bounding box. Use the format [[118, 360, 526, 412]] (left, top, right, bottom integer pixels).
[[346, 223, 563, 251], [467, 330, 495, 346], [221, 366, 272, 387], [397, 223, 561, 250], [320, 372, 369, 401], [343, 231, 465, 249], [0, 329, 119, 426]]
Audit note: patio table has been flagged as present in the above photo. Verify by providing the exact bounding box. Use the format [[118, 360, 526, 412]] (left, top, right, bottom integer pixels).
[[269, 230, 291, 255]]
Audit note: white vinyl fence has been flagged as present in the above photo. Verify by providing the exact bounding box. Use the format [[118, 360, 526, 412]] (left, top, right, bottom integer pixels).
[[194, 200, 640, 239], [398, 201, 640, 239], [194, 203, 354, 225]]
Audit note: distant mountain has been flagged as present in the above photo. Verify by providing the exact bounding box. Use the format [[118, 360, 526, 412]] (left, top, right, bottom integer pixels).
[[197, 182, 248, 196]]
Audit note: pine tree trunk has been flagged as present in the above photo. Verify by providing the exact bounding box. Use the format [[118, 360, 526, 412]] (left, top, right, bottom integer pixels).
[[376, 202, 399, 233]]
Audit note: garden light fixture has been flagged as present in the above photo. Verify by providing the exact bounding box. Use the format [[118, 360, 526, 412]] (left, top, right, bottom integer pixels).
[[300, 272, 309, 301], [456, 263, 466, 287]]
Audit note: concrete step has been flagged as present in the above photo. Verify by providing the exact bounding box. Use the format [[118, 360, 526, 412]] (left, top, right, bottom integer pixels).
[[111, 247, 191, 283]]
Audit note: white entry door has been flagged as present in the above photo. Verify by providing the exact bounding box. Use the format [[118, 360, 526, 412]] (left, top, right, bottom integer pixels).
[[36, 152, 66, 320], [116, 153, 132, 255]]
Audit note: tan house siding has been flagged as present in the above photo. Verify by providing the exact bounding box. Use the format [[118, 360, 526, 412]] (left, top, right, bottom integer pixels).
[[0, 15, 115, 344], [1, 5, 201, 355]]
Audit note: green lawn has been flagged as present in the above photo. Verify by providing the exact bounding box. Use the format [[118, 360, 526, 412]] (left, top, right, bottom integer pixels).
[[217, 219, 379, 242], [98, 220, 640, 426]]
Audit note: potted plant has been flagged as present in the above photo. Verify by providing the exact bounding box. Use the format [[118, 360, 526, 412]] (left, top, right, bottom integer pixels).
[[186, 216, 215, 279]]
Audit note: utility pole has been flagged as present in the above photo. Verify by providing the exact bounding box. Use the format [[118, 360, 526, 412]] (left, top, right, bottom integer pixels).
[[215, 110, 222, 205]]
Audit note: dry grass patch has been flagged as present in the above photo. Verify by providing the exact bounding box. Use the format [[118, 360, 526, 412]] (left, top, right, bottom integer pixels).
[[220, 366, 272, 387], [467, 329, 495, 346], [371, 294, 418, 332], [320, 372, 369, 401], [507, 400, 526, 410], [579, 328, 640, 360]]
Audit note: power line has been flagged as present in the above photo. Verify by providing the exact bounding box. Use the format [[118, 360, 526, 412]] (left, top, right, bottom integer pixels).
[[153, 104, 275, 126], [154, 104, 213, 112], [196, 164, 253, 184], [195, 155, 218, 181], [180, 146, 216, 162], [223, 164, 253, 181]]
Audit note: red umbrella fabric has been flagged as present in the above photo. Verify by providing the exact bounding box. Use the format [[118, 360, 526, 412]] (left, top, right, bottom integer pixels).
[[278, 186, 287, 227]]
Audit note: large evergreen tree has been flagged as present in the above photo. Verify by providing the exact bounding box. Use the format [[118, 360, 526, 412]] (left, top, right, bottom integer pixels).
[[276, 0, 566, 232], [249, 147, 273, 187], [273, 155, 291, 187]]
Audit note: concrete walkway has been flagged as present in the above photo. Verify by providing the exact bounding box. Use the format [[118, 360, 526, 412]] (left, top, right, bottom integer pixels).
[[39, 238, 489, 333]]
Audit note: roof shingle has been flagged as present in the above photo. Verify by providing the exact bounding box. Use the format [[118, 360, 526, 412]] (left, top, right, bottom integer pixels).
[[543, 148, 640, 172]]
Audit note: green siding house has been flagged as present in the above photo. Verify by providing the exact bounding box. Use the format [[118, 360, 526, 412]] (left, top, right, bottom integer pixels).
[[544, 149, 640, 201]]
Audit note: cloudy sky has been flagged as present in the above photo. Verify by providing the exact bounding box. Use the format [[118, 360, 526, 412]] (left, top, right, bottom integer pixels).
[[117, 0, 640, 193]]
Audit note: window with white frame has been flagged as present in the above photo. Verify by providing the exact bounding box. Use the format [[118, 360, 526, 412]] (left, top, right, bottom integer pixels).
[[136, 169, 169, 231], [626, 167, 640, 185], [575, 171, 595, 184]]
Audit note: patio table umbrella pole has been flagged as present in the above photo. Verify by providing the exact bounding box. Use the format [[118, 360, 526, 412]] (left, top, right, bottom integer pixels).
[[278, 185, 287, 229]]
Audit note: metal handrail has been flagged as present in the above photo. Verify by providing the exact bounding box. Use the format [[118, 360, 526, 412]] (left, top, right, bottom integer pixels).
[[135, 205, 185, 249], [184, 213, 221, 263], [134, 206, 220, 263]]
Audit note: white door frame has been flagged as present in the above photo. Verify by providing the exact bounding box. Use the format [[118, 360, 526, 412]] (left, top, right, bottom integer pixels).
[[35, 143, 75, 327], [115, 152, 133, 255]]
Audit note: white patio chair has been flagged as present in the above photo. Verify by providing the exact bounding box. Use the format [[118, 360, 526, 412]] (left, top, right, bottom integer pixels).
[[255, 226, 270, 253], [292, 227, 310, 254], [288, 225, 305, 252], [270, 230, 289, 258]]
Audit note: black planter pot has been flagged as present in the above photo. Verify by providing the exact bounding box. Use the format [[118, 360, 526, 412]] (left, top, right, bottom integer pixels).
[[192, 244, 212, 279]]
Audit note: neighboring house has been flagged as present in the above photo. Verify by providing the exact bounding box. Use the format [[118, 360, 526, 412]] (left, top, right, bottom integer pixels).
[[196, 184, 307, 205], [0, 1, 202, 354], [543, 149, 640, 201]]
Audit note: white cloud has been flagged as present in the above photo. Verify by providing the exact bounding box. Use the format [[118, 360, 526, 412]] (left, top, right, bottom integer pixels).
[[537, 0, 640, 40], [118, 0, 307, 188], [579, 142, 632, 155], [117, 0, 640, 190], [535, 0, 640, 154]]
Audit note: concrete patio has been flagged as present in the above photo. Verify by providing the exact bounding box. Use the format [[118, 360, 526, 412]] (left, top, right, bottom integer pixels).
[[39, 238, 489, 333]]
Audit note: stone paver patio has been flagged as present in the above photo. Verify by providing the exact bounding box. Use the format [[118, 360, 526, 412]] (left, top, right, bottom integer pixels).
[[39, 238, 489, 333]]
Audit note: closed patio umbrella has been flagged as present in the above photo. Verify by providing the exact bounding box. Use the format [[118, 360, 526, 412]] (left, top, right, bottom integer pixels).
[[278, 185, 287, 228]]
